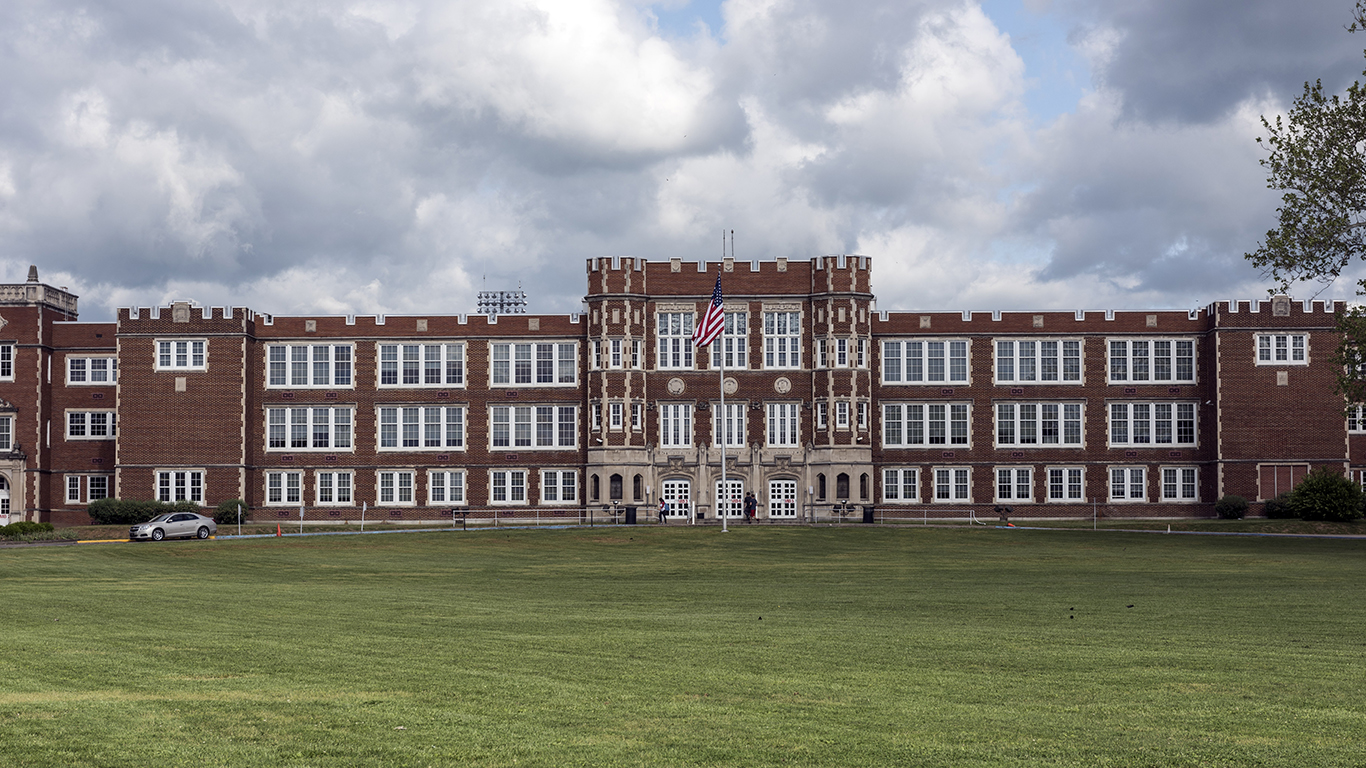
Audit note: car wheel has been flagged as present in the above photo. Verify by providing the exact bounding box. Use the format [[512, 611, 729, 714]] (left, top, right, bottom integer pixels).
[[197, 526, 210, 539], [151, 528, 165, 541]]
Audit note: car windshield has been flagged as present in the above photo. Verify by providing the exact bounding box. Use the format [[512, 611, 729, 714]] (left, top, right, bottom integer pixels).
[[145, 514, 173, 523]]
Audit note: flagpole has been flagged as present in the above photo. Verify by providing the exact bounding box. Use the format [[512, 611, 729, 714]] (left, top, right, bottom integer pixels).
[[719, 338, 728, 534]]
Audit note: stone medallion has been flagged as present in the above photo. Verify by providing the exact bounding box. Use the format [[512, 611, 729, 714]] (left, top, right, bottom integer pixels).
[[723, 377, 738, 395], [667, 377, 686, 395], [774, 377, 792, 394]]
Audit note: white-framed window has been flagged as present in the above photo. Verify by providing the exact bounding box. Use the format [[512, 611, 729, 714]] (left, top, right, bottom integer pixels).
[[490, 342, 577, 385], [267, 407, 354, 451], [711, 312, 748, 369], [713, 402, 747, 448], [316, 471, 354, 505], [995, 403, 1083, 447], [156, 470, 204, 503], [267, 344, 354, 388], [659, 403, 693, 448], [490, 469, 527, 504], [607, 401, 622, 430], [1256, 334, 1307, 365], [836, 400, 850, 429], [995, 467, 1033, 502], [540, 470, 577, 504], [836, 339, 849, 368], [857, 401, 869, 430], [631, 340, 643, 369], [0, 415, 12, 451], [1109, 467, 1147, 501], [882, 403, 971, 447], [428, 470, 465, 505], [376, 470, 416, 505], [882, 468, 919, 503], [1108, 339, 1195, 383], [1046, 467, 1085, 502], [882, 340, 969, 384], [817, 401, 828, 430], [490, 405, 577, 449], [657, 312, 695, 370], [155, 339, 206, 371], [631, 402, 643, 430], [994, 339, 1082, 383], [766, 402, 799, 447], [1161, 466, 1199, 502], [1108, 402, 1197, 446], [857, 339, 867, 368], [1351, 405, 1366, 433], [66, 410, 116, 440], [933, 467, 971, 502], [590, 402, 602, 432], [376, 343, 464, 387], [65, 474, 110, 504], [818, 340, 828, 369], [610, 339, 623, 369], [266, 471, 303, 506], [376, 406, 465, 450], [763, 312, 801, 369], [67, 356, 117, 385], [0, 344, 12, 380]]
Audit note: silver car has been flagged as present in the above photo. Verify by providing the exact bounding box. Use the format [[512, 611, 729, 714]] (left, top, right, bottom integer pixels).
[[129, 512, 217, 541]]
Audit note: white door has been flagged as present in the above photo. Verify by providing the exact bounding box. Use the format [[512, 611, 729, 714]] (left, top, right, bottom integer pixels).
[[715, 479, 744, 518], [0, 475, 11, 525], [661, 480, 691, 518], [769, 479, 797, 518]]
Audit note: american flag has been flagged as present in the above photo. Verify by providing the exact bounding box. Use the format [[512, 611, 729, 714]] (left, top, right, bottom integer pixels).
[[692, 270, 725, 348]]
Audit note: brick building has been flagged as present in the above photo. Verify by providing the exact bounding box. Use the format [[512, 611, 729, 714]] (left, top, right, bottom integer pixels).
[[0, 258, 1348, 526]]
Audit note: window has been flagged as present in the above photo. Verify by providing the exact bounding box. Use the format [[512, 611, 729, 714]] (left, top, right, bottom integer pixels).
[[267, 344, 354, 388], [490, 342, 576, 385], [714, 403, 747, 447], [1109, 467, 1147, 501], [631, 402, 642, 431], [882, 403, 970, 447], [156, 470, 204, 503], [541, 470, 577, 504], [763, 312, 801, 369], [995, 403, 1083, 447], [657, 313, 695, 370], [67, 356, 117, 385], [1256, 334, 1307, 365], [0, 415, 11, 451], [857, 401, 868, 430], [611, 339, 623, 369], [65, 475, 110, 504], [609, 401, 623, 430], [659, 403, 692, 448], [711, 312, 748, 369], [376, 343, 463, 387], [1161, 467, 1199, 502], [377, 470, 415, 505], [155, 339, 206, 370], [490, 405, 576, 448], [882, 468, 919, 503], [857, 339, 867, 368], [994, 340, 1082, 383], [817, 401, 828, 430], [316, 471, 354, 505], [1108, 339, 1194, 383], [882, 340, 969, 384], [836, 400, 849, 429], [818, 340, 828, 369], [631, 340, 642, 369], [1259, 464, 1309, 500], [66, 410, 116, 440], [0, 344, 11, 380], [267, 407, 354, 450], [767, 403, 799, 447], [933, 467, 971, 502], [590, 403, 601, 432], [1047, 467, 1085, 502], [377, 406, 465, 450], [995, 467, 1033, 502], [490, 470, 527, 504], [1350, 405, 1366, 432], [266, 471, 303, 505], [1108, 402, 1197, 446], [428, 471, 465, 505], [836, 339, 848, 368]]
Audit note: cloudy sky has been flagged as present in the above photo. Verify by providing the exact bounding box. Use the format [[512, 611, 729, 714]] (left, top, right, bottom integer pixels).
[[3, 0, 1365, 320]]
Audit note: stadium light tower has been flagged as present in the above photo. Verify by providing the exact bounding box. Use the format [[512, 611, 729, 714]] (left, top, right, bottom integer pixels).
[[476, 286, 528, 316]]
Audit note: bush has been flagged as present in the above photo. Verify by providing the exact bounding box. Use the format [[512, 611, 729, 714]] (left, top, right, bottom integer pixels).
[[1263, 492, 1297, 519], [214, 498, 250, 525], [0, 521, 54, 537], [87, 499, 202, 526], [1215, 495, 1249, 519], [1288, 467, 1364, 522]]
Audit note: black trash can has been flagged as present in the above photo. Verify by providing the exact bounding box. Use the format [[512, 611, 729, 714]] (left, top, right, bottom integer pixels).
[[862, 505, 875, 524], [625, 506, 637, 525]]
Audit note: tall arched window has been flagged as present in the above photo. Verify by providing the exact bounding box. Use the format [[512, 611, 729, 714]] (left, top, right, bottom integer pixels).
[[610, 474, 623, 501], [633, 474, 643, 501], [817, 474, 827, 501], [860, 473, 869, 500], [836, 473, 850, 500]]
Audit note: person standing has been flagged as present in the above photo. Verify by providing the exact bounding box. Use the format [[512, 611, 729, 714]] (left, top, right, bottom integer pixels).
[[744, 492, 757, 524], [658, 497, 668, 524]]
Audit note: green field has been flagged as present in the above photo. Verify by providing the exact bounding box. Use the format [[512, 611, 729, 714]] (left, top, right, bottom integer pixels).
[[1, 526, 1364, 766]]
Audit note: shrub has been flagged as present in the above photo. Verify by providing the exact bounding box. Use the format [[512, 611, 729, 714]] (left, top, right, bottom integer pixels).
[[1263, 492, 1297, 519], [0, 521, 54, 537], [1288, 467, 1364, 522], [214, 498, 250, 525], [1215, 495, 1249, 519], [87, 499, 201, 526]]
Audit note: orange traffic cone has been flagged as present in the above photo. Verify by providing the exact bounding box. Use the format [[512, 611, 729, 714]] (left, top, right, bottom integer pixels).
[[276, 523, 281, 537]]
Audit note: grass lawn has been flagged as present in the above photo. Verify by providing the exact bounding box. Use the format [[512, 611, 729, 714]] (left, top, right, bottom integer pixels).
[[1, 526, 1364, 766]]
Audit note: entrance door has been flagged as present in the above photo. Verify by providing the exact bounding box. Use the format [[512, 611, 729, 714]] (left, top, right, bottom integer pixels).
[[769, 479, 797, 518], [715, 479, 744, 518], [661, 480, 692, 518], [0, 475, 11, 525]]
